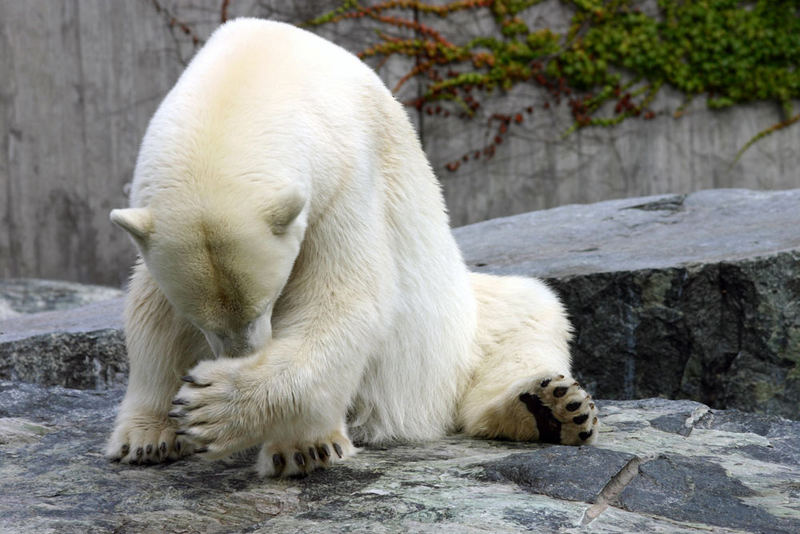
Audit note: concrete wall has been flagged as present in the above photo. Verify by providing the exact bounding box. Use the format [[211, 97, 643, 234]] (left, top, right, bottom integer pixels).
[[1, 0, 798, 285]]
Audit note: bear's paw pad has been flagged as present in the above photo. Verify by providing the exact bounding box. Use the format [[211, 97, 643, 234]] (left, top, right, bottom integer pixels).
[[519, 375, 599, 445], [256, 430, 358, 478]]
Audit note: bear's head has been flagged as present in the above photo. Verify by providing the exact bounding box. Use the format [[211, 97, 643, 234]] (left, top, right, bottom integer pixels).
[[110, 185, 307, 358]]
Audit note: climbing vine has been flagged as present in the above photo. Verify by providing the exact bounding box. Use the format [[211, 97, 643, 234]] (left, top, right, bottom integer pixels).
[[308, 0, 800, 171]]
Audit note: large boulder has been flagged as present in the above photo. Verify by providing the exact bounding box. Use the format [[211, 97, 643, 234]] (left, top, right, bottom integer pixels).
[[0, 278, 122, 319], [1, 189, 798, 417], [0, 280, 125, 389], [455, 188, 800, 419]]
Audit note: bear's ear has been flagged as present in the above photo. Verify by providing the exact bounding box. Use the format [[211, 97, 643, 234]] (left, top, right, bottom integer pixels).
[[110, 208, 153, 249], [264, 187, 306, 235]]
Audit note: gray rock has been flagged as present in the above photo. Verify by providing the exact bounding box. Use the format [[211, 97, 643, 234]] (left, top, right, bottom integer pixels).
[[0, 278, 123, 317], [0, 298, 126, 389], [1, 382, 798, 533], [615, 454, 790, 534], [454, 189, 800, 278], [454, 188, 800, 419], [2, 189, 799, 421], [480, 446, 636, 502]]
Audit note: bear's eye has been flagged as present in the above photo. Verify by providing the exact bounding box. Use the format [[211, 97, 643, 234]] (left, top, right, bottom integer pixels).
[[216, 332, 231, 343]]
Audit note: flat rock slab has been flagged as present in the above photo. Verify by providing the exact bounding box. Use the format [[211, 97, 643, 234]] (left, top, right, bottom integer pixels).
[[454, 188, 800, 278], [455, 188, 800, 419], [1, 382, 798, 533], [0, 278, 123, 319], [0, 298, 126, 389]]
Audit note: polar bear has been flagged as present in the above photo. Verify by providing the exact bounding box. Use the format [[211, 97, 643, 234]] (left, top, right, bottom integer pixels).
[[105, 18, 598, 477]]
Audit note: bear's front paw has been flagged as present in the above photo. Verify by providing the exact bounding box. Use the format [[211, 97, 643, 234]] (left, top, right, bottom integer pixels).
[[519, 375, 599, 445], [168, 359, 259, 459], [255, 429, 358, 478], [105, 412, 194, 464]]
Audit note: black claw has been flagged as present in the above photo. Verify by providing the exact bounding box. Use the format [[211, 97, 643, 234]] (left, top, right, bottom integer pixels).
[[146, 444, 153, 455], [175, 441, 182, 452], [540, 378, 552, 388], [194, 447, 208, 454], [318, 444, 330, 461], [121, 444, 130, 456], [573, 413, 589, 424], [168, 410, 184, 418], [175, 430, 187, 435], [553, 386, 568, 398], [566, 401, 582, 412], [333, 442, 343, 459], [294, 452, 306, 468], [160, 442, 168, 453], [579, 429, 593, 441], [181, 375, 210, 387], [273, 453, 286, 475], [136, 447, 144, 458], [172, 398, 189, 405], [308, 447, 317, 461]]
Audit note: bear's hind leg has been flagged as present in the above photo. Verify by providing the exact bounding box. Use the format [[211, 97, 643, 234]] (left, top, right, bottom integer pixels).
[[459, 273, 599, 445], [105, 262, 210, 463], [470, 374, 599, 445]]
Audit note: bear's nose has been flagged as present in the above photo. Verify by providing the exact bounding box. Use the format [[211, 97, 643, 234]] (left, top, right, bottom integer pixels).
[[202, 330, 225, 358], [220, 334, 254, 359]]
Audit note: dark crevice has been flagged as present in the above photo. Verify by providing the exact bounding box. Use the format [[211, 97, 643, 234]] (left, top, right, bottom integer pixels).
[[624, 194, 686, 213], [581, 455, 650, 526]]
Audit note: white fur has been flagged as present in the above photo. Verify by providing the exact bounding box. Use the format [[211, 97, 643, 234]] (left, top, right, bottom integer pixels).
[[105, 19, 590, 471]]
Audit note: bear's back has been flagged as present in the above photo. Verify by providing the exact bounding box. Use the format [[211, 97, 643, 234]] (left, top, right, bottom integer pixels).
[[178, 19, 384, 119], [132, 19, 393, 210]]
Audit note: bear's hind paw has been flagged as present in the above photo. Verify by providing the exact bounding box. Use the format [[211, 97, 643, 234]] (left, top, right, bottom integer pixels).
[[519, 375, 599, 445], [255, 430, 358, 478]]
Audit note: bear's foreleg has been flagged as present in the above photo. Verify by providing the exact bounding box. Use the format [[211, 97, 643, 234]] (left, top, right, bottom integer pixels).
[[105, 263, 211, 463], [255, 424, 358, 477], [167, 301, 375, 474]]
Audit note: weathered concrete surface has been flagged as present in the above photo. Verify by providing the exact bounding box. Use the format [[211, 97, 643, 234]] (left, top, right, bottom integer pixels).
[[2, 0, 799, 284], [415, 1, 800, 226], [1, 383, 798, 533], [0, 0, 408, 286]]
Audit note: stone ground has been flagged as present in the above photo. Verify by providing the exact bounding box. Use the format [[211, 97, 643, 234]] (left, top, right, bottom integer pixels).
[[1, 382, 799, 533], [2, 189, 799, 532]]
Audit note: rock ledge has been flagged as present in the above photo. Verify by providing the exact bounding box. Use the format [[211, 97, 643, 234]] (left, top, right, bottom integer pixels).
[[455, 188, 800, 418]]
